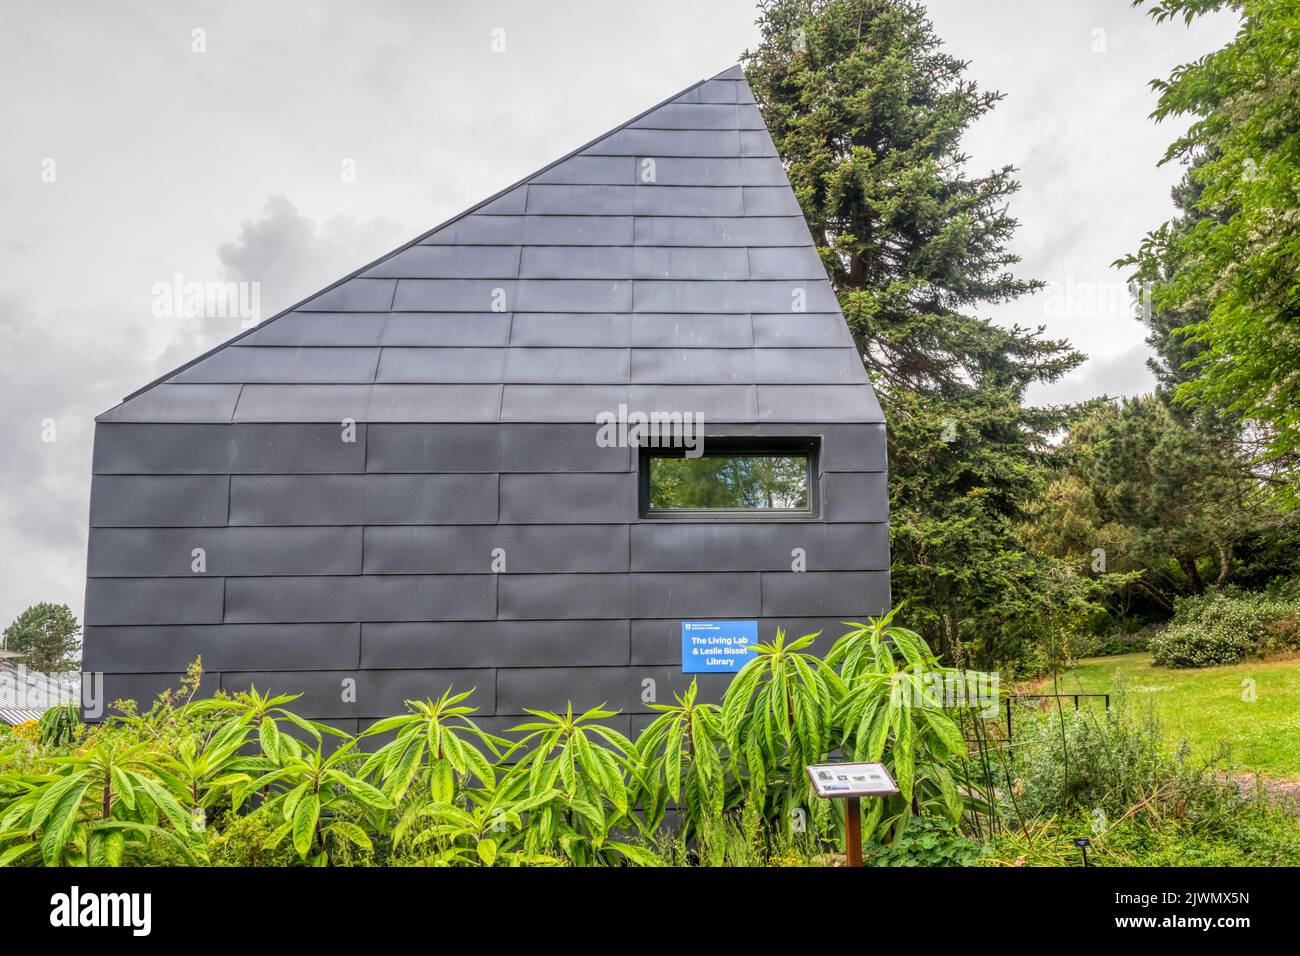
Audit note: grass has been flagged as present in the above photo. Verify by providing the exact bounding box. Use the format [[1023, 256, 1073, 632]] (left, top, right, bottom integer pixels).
[[1036, 652, 1300, 781]]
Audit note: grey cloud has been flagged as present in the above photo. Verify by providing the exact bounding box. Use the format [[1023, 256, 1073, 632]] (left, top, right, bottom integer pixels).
[[217, 195, 408, 318], [0, 199, 410, 629], [1026, 342, 1157, 407]]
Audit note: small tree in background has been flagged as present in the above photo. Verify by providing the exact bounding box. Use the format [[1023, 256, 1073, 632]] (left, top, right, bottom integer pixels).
[[1027, 396, 1271, 612], [2, 602, 81, 673]]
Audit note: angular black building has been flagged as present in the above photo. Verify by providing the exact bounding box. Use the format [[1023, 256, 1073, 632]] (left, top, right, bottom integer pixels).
[[83, 66, 890, 735]]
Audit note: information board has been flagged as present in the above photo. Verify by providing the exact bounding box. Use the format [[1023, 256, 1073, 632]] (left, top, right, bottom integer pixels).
[[805, 761, 901, 798]]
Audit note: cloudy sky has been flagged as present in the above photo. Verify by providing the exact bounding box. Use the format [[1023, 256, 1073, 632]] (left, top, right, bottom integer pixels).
[[0, 0, 1238, 629]]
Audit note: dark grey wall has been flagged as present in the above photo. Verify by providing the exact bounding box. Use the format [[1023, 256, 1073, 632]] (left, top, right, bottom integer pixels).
[[82, 68, 891, 733]]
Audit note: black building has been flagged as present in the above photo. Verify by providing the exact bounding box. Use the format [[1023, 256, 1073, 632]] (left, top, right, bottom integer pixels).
[[83, 66, 890, 736]]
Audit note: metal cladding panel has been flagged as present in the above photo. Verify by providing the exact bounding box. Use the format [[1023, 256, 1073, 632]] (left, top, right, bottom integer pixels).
[[631, 314, 753, 348], [361, 621, 630, 669], [363, 524, 630, 574], [630, 348, 756, 384], [498, 473, 638, 523], [755, 349, 871, 384], [85, 578, 225, 626], [93, 423, 368, 474], [232, 384, 504, 422], [366, 423, 630, 473], [168, 347, 381, 384], [90, 475, 229, 527], [300, 278, 395, 312], [633, 216, 812, 247], [499, 384, 630, 422], [229, 474, 499, 525], [98, 384, 242, 423], [239, 312, 514, 347], [85, 66, 891, 724], [219, 669, 496, 719], [379, 312, 514, 346], [630, 523, 889, 572], [83, 624, 361, 672], [760, 571, 892, 617], [509, 313, 632, 347], [98, 673, 220, 710], [224, 575, 497, 623], [87, 527, 363, 577], [361, 244, 521, 279], [752, 313, 855, 348]]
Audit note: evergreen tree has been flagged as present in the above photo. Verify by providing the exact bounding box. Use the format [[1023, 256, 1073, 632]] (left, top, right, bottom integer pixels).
[[744, 0, 1085, 663], [2, 603, 81, 674], [1027, 396, 1264, 612], [1126, 153, 1219, 400]]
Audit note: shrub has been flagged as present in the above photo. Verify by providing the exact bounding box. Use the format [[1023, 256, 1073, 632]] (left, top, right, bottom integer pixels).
[[37, 702, 80, 748], [862, 816, 989, 867], [1150, 589, 1300, 668], [1010, 687, 1179, 818], [207, 809, 301, 867]]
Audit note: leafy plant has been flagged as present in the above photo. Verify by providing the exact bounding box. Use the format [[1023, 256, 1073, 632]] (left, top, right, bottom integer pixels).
[[722, 629, 844, 832], [37, 702, 80, 749], [397, 774, 563, 867], [0, 740, 205, 866], [155, 715, 256, 825], [862, 815, 989, 867], [504, 704, 653, 865], [633, 678, 730, 840], [360, 689, 502, 807], [828, 613, 970, 841], [1150, 589, 1300, 667], [236, 737, 391, 865]]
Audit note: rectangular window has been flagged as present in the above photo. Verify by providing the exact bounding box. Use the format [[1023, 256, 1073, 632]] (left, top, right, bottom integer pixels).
[[640, 439, 817, 517]]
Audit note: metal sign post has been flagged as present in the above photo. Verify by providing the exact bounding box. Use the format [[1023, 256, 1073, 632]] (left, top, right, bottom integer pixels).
[[805, 761, 900, 868]]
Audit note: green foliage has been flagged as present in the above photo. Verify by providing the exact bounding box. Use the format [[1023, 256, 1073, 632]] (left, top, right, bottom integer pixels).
[[2, 603, 80, 673], [360, 688, 502, 807], [0, 739, 207, 866], [238, 736, 392, 865], [1010, 686, 1198, 818], [504, 704, 647, 866], [861, 815, 989, 867], [1027, 395, 1269, 612], [634, 678, 729, 840], [744, 0, 1086, 664], [10, 614, 1292, 869], [828, 611, 969, 840], [37, 703, 81, 749], [0, 613, 984, 868], [207, 808, 301, 867], [1150, 588, 1300, 667], [723, 629, 844, 833], [988, 781, 1300, 867], [1122, 0, 1300, 504]]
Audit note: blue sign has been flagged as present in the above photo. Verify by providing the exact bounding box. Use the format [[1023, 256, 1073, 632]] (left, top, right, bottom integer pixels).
[[681, 620, 758, 673]]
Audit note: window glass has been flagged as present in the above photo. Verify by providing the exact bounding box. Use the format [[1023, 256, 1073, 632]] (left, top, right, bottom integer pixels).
[[647, 453, 810, 511]]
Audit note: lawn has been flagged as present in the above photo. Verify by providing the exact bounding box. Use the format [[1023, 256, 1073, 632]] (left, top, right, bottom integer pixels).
[[1037, 652, 1300, 781]]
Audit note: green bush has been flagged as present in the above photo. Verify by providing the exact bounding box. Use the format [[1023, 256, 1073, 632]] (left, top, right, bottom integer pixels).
[[208, 809, 305, 867], [1150, 589, 1300, 668], [862, 816, 988, 867], [1010, 687, 1182, 818]]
